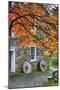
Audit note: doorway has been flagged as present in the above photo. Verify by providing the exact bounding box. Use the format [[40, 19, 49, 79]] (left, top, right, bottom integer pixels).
[[9, 48, 16, 73]]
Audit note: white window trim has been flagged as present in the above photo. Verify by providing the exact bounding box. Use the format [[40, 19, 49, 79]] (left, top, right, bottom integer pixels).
[[30, 46, 36, 62], [9, 47, 16, 72]]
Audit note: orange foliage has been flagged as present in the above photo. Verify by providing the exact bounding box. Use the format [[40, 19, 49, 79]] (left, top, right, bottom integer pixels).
[[9, 2, 58, 56]]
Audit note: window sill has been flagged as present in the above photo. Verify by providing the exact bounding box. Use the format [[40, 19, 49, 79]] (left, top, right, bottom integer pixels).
[[30, 60, 36, 63]]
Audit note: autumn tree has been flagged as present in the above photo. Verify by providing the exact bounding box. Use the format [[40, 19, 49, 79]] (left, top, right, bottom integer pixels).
[[9, 2, 58, 56]]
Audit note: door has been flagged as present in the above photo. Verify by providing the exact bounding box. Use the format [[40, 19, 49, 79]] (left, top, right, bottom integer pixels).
[[9, 49, 15, 73]]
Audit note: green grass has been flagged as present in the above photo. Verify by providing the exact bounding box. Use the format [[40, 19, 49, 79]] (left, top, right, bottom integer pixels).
[[48, 78, 58, 86]]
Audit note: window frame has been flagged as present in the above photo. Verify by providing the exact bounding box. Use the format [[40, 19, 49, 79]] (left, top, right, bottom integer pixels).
[[9, 47, 16, 73], [30, 46, 36, 62]]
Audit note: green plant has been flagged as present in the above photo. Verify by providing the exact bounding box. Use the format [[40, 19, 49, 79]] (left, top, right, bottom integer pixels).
[[48, 78, 58, 86], [48, 55, 58, 70]]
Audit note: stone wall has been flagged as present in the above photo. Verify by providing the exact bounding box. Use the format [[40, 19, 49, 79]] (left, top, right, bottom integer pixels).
[[15, 47, 48, 74], [15, 47, 30, 74], [9, 38, 48, 74]]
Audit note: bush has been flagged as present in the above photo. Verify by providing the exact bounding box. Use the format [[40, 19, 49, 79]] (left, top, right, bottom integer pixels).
[[48, 55, 58, 69], [48, 78, 58, 86]]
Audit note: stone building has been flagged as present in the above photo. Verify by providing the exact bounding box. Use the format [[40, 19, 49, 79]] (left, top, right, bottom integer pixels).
[[9, 32, 48, 74]]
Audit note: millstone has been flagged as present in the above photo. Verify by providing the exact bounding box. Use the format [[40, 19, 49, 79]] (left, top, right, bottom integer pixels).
[[23, 62, 31, 74]]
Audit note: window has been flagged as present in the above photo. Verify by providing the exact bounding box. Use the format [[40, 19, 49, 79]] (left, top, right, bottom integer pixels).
[[30, 47, 36, 61]]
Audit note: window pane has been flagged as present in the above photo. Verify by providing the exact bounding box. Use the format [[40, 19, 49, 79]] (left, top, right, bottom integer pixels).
[[31, 47, 35, 55], [31, 55, 35, 59]]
